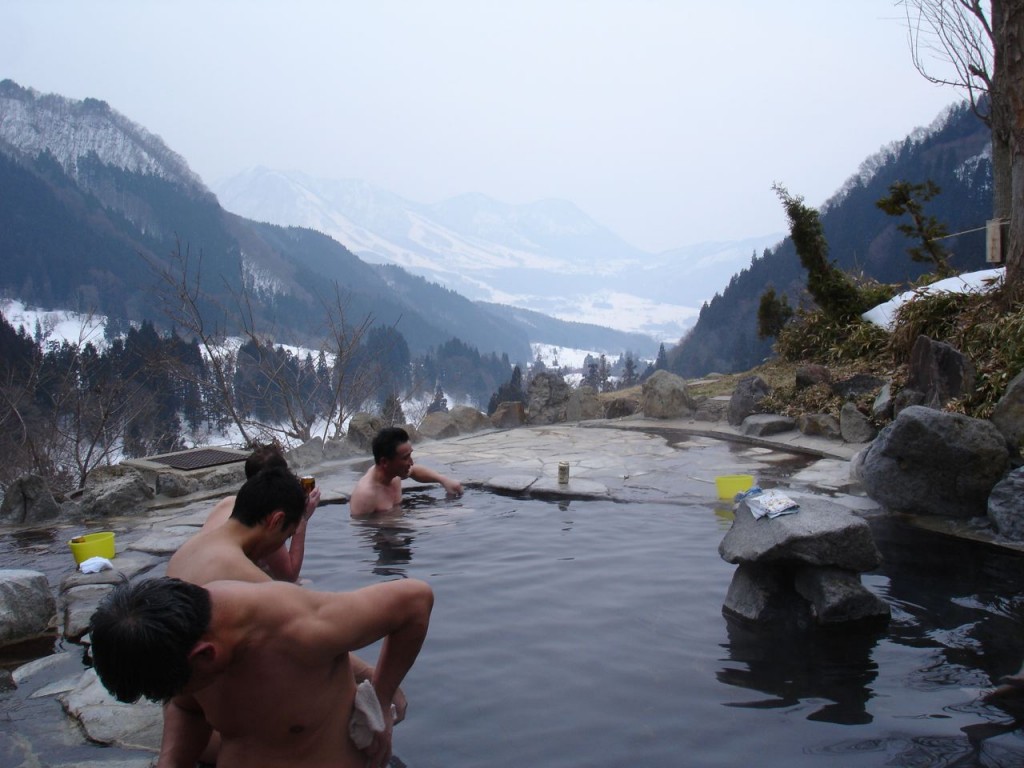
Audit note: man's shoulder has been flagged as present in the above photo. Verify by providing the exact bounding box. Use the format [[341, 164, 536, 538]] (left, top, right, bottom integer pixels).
[[169, 532, 264, 583]]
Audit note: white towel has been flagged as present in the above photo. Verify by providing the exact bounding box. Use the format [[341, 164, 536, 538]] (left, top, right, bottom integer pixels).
[[349, 680, 386, 749], [79, 556, 113, 573]]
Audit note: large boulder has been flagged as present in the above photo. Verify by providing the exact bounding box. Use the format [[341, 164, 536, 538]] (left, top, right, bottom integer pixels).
[[0, 474, 61, 524], [81, 465, 154, 517], [728, 375, 770, 427], [991, 368, 1024, 452], [418, 410, 459, 440], [719, 497, 881, 572], [323, 437, 359, 461], [858, 405, 1008, 517], [346, 413, 383, 452], [719, 498, 886, 626], [526, 372, 571, 425], [565, 387, 602, 422], [641, 370, 694, 418], [987, 467, 1024, 541], [0, 569, 56, 646], [490, 401, 526, 428], [693, 396, 729, 422], [906, 335, 975, 408], [285, 436, 325, 472], [450, 405, 491, 434]]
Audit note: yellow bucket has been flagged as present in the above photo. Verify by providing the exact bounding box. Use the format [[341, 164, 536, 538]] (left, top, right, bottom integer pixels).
[[69, 531, 116, 564], [714, 474, 754, 501]]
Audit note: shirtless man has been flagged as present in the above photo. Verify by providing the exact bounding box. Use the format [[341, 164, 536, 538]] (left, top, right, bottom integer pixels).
[[167, 467, 405, 761], [170, 466, 315, 587], [201, 444, 318, 582], [349, 427, 463, 518], [88, 575, 432, 768]]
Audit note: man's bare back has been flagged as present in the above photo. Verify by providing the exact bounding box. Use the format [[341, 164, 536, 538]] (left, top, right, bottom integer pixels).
[[100, 577, 434, 768], [167, 524, 269, 584], [164, 468, 408, 767], [173, 582, 362, 768]]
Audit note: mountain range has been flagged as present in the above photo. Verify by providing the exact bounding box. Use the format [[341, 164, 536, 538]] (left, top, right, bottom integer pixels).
[[214, 168, 782, 341], [668, 99, 994, 377], [0, 77, 989, 379], [0, 79, 663, 363]]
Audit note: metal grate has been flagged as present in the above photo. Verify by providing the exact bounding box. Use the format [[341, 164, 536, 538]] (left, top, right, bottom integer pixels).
[[146, 448, 247, 471]]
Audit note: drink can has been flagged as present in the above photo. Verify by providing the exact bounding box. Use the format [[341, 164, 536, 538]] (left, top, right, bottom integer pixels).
[[558, 462, 570, 484]]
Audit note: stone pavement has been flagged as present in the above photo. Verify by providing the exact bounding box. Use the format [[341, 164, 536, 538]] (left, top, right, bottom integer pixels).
[[3, 415, 874, 767], [391, 415, 864, 506]]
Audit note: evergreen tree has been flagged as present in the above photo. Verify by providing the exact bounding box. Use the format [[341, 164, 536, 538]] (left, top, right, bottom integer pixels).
[[381, 392, 406, 426], [655, 344, 668, 371], [619, 353, 638, 389], [757, 287, 794, 340], [876, 179, 954, 278], [596, 354, 611, 392], [427, 386, 449, 414], [486, 365, 526, 415]]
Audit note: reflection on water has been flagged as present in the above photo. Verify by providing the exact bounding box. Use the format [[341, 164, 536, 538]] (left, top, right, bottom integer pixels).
[[720, 617, 885, 725]]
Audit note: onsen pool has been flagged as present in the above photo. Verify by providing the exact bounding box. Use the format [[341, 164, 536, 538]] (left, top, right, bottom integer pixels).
[[298, 487, 1024, 768]]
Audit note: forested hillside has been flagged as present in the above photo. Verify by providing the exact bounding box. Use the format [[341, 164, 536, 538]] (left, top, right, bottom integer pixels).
[[670, 101, 993, 377]]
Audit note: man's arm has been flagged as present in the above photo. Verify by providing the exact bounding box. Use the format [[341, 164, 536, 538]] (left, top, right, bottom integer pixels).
[[296, 579, 432, 705], [261, 487, 321, 581], [348, 645, 408, 723], [409, 465, 463, 496], [157, 695, 212, 768]]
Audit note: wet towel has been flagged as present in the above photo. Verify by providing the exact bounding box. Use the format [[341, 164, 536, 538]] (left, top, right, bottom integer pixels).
[[745, 489, 799, 520], [349, 680, 386, 749]]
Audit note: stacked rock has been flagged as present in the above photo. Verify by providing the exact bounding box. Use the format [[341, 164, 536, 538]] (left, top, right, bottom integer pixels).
[[718, 497, 890, 625]]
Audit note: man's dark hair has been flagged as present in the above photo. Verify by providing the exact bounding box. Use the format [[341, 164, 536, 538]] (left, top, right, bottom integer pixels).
[[89, 577, 211, 703], [244, 443, 288, 479], [230, 466, 305, 527], [372, 426, 410, 464]]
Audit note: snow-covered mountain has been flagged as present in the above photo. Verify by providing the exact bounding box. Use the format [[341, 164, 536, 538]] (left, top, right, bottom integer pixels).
[[215, 167, 783, 341], [0, 79, 205, 192]]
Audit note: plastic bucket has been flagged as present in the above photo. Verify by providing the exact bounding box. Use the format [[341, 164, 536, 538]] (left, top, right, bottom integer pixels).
[[69, 531, 116, 564], [714, 474, 754, 501]]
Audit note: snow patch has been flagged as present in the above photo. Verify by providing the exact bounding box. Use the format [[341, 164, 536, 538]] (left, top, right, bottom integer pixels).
[[862, 268, 1004, 330]]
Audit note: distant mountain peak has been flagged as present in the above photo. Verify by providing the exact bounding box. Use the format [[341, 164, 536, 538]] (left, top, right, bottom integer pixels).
[[0, 78, 206, 194]]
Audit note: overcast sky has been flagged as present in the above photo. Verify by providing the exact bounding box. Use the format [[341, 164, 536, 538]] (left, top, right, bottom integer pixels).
[[3, 1, 964, 253]]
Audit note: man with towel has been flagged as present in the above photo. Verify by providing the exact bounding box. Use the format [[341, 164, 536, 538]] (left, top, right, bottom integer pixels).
[[89, 574, 432, 768], [163, 466, 410, 764]]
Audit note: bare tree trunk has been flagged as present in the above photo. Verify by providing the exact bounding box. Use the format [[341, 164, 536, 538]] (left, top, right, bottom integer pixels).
[[998, 0, 1024, 298], [992, 0, 1013, 220], [992, 132, 1012, 217]]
